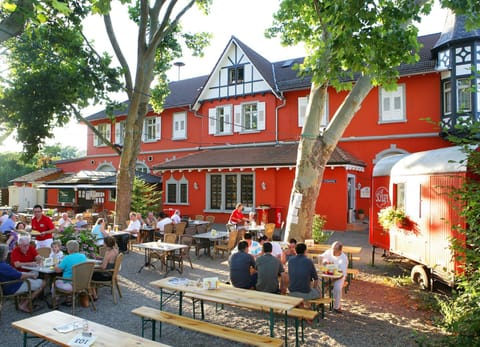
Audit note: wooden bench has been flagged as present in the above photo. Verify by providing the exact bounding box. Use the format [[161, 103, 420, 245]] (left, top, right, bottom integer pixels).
[[306, 297, 331, 318], [186, 292, 318, 345], [132, 306, 284, 347], [345, 268, 360, 293]]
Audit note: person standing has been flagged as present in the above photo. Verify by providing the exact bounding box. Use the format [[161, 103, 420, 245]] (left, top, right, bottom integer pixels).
[[256, 242, 286, 294], [320, 241, 348, 313], [31, 205, 56, 248], [288, 243, 320, 301], [229, 241, 256, 289], [228, 203, 249, 228]]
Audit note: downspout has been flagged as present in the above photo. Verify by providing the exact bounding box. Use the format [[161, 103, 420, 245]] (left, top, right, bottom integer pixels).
[[275, 93, 287, 144]]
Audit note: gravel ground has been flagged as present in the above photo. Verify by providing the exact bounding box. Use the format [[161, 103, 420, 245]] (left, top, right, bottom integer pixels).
[[0, 226, 448, 346]]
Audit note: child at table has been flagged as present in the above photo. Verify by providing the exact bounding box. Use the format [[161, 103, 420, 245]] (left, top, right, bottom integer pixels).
[[49, 240, 64, 264]]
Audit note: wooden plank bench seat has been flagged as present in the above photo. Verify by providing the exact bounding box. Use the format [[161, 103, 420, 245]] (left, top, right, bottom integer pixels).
[[132, 306, 283, 347], [185, 292, 319, 345], [306, 297, 331, 318], [345, 268, 360, 293]]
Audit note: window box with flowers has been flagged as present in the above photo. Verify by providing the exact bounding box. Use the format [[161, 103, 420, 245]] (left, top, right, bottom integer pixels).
[[377, 206, 408, 230]]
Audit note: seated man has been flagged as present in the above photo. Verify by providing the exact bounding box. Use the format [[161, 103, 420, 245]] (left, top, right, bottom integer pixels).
[[256, 242, 286, 294], [281, 238, 297, 264], [74, 214, 89, 230], [0, 213, 17, 234], [0, 244, 45, 312], [288, 243, 320, 301], [320, 241, 348, 313], [229, 241, 256, 289], [10, 236, 43, 272], [258, 235, 282, 258]]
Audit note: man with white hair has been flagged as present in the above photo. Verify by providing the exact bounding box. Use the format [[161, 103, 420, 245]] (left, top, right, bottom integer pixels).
[[320, 241, 348, 313], [10, 236, 43, 272], [0, 244, 45, 312]]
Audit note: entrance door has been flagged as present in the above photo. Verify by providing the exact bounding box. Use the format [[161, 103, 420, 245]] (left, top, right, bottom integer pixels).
[[347, 174, 356, 222]]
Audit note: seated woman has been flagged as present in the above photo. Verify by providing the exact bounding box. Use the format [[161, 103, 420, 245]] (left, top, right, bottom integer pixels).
[[53, 240, 87, 303], [91, 218, 109, 246], [0, 244, 45, 312], [91, 236, 118, 300]]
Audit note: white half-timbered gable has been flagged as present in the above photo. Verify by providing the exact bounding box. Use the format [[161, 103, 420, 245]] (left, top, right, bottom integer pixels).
[[193, 37, 278, 110]]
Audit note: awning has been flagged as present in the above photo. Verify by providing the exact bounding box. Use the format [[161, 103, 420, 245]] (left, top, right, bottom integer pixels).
[[37, 184, 116, 189]]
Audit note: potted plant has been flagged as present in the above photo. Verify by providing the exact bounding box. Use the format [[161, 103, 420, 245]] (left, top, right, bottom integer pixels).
[[377, 206, 408, 230]]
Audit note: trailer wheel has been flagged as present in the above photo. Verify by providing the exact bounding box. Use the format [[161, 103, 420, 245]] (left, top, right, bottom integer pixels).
[[411, 265, 430, 290]]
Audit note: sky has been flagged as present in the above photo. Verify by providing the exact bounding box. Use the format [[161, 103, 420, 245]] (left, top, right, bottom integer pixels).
[[0, 0, 448, 154]]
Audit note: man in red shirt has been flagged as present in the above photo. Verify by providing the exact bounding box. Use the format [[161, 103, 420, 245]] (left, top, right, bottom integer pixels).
[[10, 236, 43, 271], [31, 204, 56, 248]]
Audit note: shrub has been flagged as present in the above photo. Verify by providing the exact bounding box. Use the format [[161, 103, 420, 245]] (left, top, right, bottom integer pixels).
[[312, 214, 330, 243], [377, 206, 407, 230], [56, 225, 99, 259]]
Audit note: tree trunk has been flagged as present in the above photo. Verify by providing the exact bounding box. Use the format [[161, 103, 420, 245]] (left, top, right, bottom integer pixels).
[[284, 76, 373, 241], [114, 52, 155, 227]]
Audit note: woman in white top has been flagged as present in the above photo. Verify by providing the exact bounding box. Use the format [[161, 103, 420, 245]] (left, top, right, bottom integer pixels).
[[171, 209, 181, 224], [320, 241, 348, 313]]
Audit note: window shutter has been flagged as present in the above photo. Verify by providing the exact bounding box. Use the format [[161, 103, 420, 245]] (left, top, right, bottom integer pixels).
[[234, 105, 242, 132], [94, 125, 99, 146], [155, 116, 161, 140], [142, 119, 147, 142], [114, 122, 121, 145], [257, 102, 266, 130], [208, 108, 216, 134], [298, 96, 308, 127], [224, 105, 232, 133]]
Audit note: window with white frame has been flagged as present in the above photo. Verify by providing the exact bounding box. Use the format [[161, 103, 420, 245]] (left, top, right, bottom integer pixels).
[[172, 112, 187, 139], [233, 102, 265, 132], [228, 66, 244, 84], [143, 116, 161, 142], [457, 78, 472, 112], [208, 105, 232, 135], [94, 123, 111, 147], [443, 81, 452, 115], [207, 173, 253, 211], [114, 120, 126, 145], [135, 162, 149, 173], [166, 176, 188, 204], [298, 95, 328, 128], [379, 84, 406, 122]]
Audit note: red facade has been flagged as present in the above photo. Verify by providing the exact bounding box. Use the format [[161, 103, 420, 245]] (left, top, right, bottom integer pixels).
[[54, 32, 463, 231]]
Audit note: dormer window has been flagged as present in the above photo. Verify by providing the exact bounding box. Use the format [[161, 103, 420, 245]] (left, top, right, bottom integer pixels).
[[228, 66, 244, 84]]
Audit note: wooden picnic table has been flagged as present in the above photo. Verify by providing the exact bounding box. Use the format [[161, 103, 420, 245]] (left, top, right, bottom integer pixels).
[[151, 277, 303, 346], [12, 310, 170, 347]]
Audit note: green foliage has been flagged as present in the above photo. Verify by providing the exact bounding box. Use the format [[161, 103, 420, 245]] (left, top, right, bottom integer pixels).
[[312, 214, 330, 243], [377, 206, 407, 230], [0, 152, 36, 187], [56, 225, 99, 259], [437, 121, 480, 345], [266, 0, 425, 91], [0, 19, 122, 159], [130, 177, 162, 217]]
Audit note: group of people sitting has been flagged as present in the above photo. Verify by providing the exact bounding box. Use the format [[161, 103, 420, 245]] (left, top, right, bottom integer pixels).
[[229, 233, 348, 313], [0, 232, 119, 312]]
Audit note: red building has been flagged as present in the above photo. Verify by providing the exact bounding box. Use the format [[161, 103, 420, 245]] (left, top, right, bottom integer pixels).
[[54, 13, 479, 231]]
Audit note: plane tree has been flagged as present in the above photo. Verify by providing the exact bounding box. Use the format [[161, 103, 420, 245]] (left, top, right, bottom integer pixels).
[[267, 0, 479, 241], [0, 0, 211, 225]]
